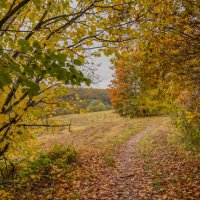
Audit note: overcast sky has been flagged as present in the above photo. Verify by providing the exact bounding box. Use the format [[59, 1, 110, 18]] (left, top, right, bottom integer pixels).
[[90, 55, 114, 89]]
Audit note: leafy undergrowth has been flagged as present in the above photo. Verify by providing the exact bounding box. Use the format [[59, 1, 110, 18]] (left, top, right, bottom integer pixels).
[[0, 148, 114, 199], [138, 123, 200, 199], [0, 145, 80, 199]]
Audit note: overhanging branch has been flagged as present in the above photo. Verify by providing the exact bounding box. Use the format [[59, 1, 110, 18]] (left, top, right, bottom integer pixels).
[[17, 124, 71, 127]]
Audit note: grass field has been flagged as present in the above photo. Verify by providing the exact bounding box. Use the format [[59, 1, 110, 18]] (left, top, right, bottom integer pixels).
[[38, 110, 167, 153]]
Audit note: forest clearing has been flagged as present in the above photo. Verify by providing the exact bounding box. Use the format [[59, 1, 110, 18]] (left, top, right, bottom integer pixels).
[[38, 111, 164, 151]]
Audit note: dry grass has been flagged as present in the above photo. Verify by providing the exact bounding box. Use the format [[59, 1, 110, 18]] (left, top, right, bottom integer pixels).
[[38, 111, 168, 152]]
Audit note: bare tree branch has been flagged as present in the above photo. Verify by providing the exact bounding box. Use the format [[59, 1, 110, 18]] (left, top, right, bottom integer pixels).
[[0, 0, 31, 30]]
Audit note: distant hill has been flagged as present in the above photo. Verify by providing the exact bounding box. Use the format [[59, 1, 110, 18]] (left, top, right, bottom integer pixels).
[[77, 88, 111, 105], [56, 88, 112, 115]]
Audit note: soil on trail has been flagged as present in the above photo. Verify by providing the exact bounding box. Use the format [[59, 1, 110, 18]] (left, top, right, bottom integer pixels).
[[93, 121, 167, 200]]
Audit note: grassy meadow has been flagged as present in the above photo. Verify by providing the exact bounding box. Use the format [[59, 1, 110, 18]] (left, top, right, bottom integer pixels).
[[38, 111, 167, 153]]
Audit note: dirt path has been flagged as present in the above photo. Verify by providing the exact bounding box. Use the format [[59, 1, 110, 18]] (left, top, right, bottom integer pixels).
[[56, 117, 199, 200], [98, 121, 165, 200]]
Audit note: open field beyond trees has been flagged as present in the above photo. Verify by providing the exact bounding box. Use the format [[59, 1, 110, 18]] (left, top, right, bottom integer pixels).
[[38, 111, 165, 152]]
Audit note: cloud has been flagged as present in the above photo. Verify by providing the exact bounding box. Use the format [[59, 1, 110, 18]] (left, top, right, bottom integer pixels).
[[91, 55, 114, 89]]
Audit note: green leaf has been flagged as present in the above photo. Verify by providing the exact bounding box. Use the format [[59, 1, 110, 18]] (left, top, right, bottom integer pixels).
[[0, 70, 12, 88], [33, 41, 42, 54], [69, 65, 77, 74], [84, 78, 91, 86], [18, 39, 32, 53], [57, 53, 66, 63], [74, 59, 82, 66], [22, 88, 29, 94], [10, 63, 21, 73], [140, 23, 147, 29], [26, 81, 40, 97]]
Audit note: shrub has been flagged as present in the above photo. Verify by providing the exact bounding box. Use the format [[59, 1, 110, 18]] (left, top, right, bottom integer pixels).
[[19, 145, 78, 178], [49, 144, 79, 166], [174, 111, 200, 149], [87, 100, 112, 112], [0, 145, 79, 198], [0, 158, 15, 180], [104, 155, 115, 167]]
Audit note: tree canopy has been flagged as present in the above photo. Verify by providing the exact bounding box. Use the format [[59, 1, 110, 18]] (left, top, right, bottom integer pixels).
[[0, 0, 139, 161], [109, 0, 200, 146]]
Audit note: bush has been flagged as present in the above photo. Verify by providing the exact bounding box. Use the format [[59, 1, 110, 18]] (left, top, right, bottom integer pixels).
[[87, 100, 112, 112], [0, 158, 15, 180], [104, 155, 115, 167], [17, 145, 79, 179], [0, 145, 79, 198], [49, 144, 79, 166], [174, 111, 200, 149]]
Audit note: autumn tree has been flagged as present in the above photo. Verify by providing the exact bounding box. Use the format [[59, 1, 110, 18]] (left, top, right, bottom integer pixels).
[[109, 50, 165, 117], [109, 52, 141, 117], [109, 0, 200, 146], [0, 0, 143, 168]]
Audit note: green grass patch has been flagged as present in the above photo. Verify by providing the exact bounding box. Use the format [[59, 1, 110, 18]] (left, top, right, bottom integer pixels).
[[104, 155, 115, 167], [151, 178, 162, 186], [104, 125, 145, 153], [137, 128, 158, 155]]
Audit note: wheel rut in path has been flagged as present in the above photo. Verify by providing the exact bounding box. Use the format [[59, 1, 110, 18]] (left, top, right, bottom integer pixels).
[[99, 121, 166, 200]]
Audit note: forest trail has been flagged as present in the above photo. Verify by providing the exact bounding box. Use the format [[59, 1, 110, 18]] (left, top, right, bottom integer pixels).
[[96, 121, 167, 200]]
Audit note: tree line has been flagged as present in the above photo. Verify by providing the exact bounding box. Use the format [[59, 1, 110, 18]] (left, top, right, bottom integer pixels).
[[56, 88, 112, 115]]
